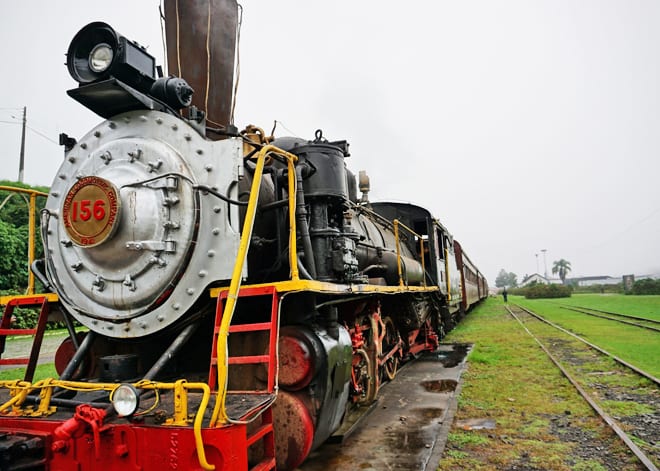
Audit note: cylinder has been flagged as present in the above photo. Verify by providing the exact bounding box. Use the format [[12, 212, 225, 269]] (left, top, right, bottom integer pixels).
[[278, 326, 324, 390]]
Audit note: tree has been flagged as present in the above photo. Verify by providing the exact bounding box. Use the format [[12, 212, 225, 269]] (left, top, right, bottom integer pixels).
[[0, 181, 49, 292], [0, 180, 49, 228], [495, 269, 518, 288], [0, 220, 29, 291], [552, 259, 572, 284]]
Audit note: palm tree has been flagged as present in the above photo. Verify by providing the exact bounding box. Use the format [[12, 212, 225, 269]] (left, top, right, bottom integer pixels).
[[552, 259, 572, 284]]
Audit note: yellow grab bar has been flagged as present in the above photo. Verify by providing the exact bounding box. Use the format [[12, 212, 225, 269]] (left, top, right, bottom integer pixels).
[[210, 145, 297, 427]]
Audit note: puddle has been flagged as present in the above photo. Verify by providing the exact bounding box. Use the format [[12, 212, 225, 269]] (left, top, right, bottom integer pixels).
[[455, 418, 496, 430], [420, 379, 457, 393], [419, 343, 471, 367]]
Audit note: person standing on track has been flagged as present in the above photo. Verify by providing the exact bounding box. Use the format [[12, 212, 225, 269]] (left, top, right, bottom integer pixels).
[[502, 288, 508, 303]]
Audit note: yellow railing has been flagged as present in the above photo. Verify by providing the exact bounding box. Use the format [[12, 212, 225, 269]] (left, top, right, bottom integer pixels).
[[209, 145, 298, 427], [0, 186, 48, 295], [0, 378, 215, 470], [392, 219, 426, 287]]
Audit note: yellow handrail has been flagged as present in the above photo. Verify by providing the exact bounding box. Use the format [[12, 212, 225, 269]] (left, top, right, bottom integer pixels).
[[0, 186, 48, 295], [0, 378, 214, 469], [392, 219, 426, 287], [209, 145, 298, 427]]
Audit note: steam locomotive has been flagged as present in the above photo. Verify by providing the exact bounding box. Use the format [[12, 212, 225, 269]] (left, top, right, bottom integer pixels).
[[0, 8, 486, 471]]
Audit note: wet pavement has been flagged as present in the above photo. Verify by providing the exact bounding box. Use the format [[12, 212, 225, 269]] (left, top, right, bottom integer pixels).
[[297, 343, 471, 471]]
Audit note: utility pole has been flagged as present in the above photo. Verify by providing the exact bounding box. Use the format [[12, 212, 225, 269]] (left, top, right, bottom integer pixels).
[[18, 106, 26, 183]]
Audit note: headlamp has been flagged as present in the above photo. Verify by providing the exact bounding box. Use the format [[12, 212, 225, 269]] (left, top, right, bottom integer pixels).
[[111, 384, 140, 417], [89, 43, 113, 73], [67, 22, 155, 87], [66, 22, 193, 118]]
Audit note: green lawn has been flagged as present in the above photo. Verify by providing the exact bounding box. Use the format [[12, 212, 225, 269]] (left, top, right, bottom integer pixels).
[[0, 363, 58, 381], [545, 293, 660, 320], [513, 295, 660, 378]]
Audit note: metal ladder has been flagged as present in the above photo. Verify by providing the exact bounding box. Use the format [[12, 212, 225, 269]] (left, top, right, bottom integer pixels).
[[0, 295, 53, 382], [209, 285, 279, 471]]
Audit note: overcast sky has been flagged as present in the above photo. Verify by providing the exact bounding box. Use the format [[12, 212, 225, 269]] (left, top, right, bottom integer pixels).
[[1, 1, 658, 285]]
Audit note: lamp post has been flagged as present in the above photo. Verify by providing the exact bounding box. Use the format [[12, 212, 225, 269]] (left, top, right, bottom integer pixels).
[[535, 253, 539, 274], [541, 249, 547, 279]]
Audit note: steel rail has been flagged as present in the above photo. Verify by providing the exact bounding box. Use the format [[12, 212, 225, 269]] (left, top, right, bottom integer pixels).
[[505, 305, 659, 471], [560, 304, 660, 326], [514, 304, 660, 386], [559, 306, 660, 333]]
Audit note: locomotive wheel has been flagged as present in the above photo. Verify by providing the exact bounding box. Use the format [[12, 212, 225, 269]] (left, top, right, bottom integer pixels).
[[351, 347, 372, 405], [381, 316, 399, 381], [355, 315, 379, 402]]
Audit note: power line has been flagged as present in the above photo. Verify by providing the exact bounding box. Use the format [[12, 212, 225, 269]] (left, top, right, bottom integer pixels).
[[0, 119, 58, 144], [26, 125, 58, 145]]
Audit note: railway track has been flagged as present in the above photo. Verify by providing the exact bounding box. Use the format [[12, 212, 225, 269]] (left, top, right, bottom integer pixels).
[[558, 304, 660, 333], [507, 304, 660, 471]]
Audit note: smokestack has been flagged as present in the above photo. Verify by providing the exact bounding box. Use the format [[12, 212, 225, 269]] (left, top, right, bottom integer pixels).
[[164, 0, 238, 138]]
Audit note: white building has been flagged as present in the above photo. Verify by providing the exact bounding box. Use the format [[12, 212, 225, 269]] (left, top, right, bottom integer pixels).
[[519, 273, 562, 286]]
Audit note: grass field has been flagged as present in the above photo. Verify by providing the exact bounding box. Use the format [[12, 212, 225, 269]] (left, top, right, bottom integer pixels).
[[540, 293, 660, 320], [513, 294, 660, 378], [0, 363, 58, 381]]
